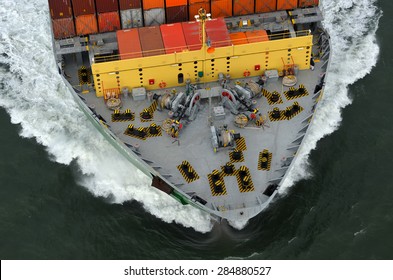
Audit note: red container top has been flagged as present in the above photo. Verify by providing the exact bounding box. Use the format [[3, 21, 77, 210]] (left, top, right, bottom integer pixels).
[[277, 0, 297, 10], [160, 23, 187, 54], [71, 0, 95, 16], [49, 0, 72, 19], [138, 26, 165, 57], [117, 29, 143, 59], [205, 18, 231, 48], [98, 11, 121, 33], [142, 0, 165, 10], [181, 21, 202, 51], [165, 0, 187, 8], [119, 0, 142, 10], [95, 0, 119, 13], [298, 0, 319, 8]]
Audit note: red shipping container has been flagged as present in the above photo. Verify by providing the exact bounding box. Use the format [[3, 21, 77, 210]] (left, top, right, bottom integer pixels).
[[210, 0, 232, 18], [138, 26, 165, 57], [98, 12, 121, 33], [229, 32, 248, 45], [71, 0, 95, 16], [166, 5, 188, 24], [165, 0, 187, 8], [75, 14, 98, 35], [277, 0, 297, 10], [255, 0, 277, 13], [233, 0, 254, 16], [160, 23, 187, 54], [142, 0, 165, 10], [52, 17, 75, 39], [298, 0, 319, 7], [181, 21, 202, 51], [188, 0, 209, 3], [119, 0, 142, 10], [95, 0, 118, 13], [117, 29, 143, 59], [205, 17, 231, 48], [49, 0, 72, 19], [188, 2, 210, 21], [245, 30, 269, 43]]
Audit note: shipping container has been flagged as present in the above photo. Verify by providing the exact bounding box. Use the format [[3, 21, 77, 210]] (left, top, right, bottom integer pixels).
[[95, 0, 118, 13], [188, 0, 210, 3], [233, 0, 254, 16], [49, 0, 72, 19], [229, 32, 248, 45], [119, 0, 142, 10], [120, 8, 143, 28], [166, 5, 188, 24], [181, 21, 202, 51], [298, 0, 319, 7], [255, 0, 277, 13], [52, 17, 75, 39], [143, 8, 165, 26], [245, 30, 269, 43], [188, 2, 210, 21], [160, 23, 187, 54], [117, 29, 143, 59], [75, 14, 98, 35], [205, 18, 231, 48], [165, 0, 187, 8], [71, 0, 95, 16], [98, 11, 121, 33], [142, 0, 165, 10], [138, 26, 165, 57], [210, 0, 232, 18], [277, 0, 297, 10]]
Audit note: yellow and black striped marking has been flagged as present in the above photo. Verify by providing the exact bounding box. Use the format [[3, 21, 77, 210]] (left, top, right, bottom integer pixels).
[[235, 136, 247, 151], [268, 107, 286, 122], [124, 124, 162, 140], [221, 162, 236, 177], [111, 109, 135, 122], [263, 89, 283, 105], [258, 149, 272, 170], [268, 102, 303, 122], [234, 166, 255, 193], [208, 169, 227, 196], [284, 84, 309, 100], [229, 149, 244, 163], [78, 66, 91, 85], [140, 100, 158, 122], [177, 160, 200, 183], [146, 123, 162, 138]]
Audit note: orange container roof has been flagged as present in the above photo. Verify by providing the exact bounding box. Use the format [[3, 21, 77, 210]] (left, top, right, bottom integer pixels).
[[188, 2, 210, 21], [277, 0, 297, 10], [205, 18, 231, 48], [98, 12, 121, 33], [211, 0, 232, 18], [229, 32, 248, 45], [75, 14, 98, 36], [255, 0, 277, 13], [117, 29, 143, 60], [245, 30, 269, 43], [165, 0, 187, 8], [142, 0, 164, 10], [160, 23, 187, 54], [233, 0, 254, 16]]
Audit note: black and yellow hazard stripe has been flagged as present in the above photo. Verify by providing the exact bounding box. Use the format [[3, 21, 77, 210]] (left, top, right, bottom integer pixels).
[[177, 160, 200, 183], [284, 84, 309, 100], [78, 66, 91, 85], [234, 166, 255, 193], [146, 123, 162, 138], [208, 169, 227, 196], [258, 149, 272, 171], [140, 100, 158, 122], [263, 89, 283, 105], [268, 102, 303, 122], [284, 101, 303, 120], [268, 108, 286, 122], [229, 149, 244, 163], [124, 124, 162, 140], [111, 109, 135, 122], [221, 162, 236, 176], [235, 136, 247, 151]]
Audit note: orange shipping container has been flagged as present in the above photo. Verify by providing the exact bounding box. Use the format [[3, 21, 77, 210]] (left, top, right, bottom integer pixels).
[[245, 30, 269, 43], [52, 17, 75, 39], [160, 23, 187, 54], [117, 29, 143, 60], [165, 0, 187, 8], [75, 14, 98, 35], [255, 0, 277, 13], [277, 0, 297, 10], [188, 0, 209, 4], [233, 0, 254, 16], [98, 12, 121, 33], [188, 2, 210, 20], [142, 0, 164, 10], [298, 0, 319, 7], [211, 0, 232, 18], [229, 32, 248, 45]]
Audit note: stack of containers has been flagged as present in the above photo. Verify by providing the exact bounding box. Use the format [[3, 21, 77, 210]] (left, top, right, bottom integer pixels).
[[49, 0, 75, 39], [117, 29, 143, 60], [188, 0, 210, 21], [142, 0, 166, 26], [233, 0, 254, 16], [205, 18, 231, 48], [160, 23, 187, 54], [181, 21, 202, 51], [138, 26, 165, 56], [210, 0, 232, 18], [166, 0, 188, 24], [119, 0, 143, 29], [72, 0, 97, 36], [255, 0, 277, 13], [96, 0, 121, 33], [277, 0, 298, 10], [298, 0, 319, 7]]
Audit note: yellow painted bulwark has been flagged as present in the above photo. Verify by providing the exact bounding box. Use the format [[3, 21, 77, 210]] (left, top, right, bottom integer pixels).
[[92, 35, 313, 97]]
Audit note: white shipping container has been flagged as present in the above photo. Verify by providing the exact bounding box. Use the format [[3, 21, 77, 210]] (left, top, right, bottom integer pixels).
[[143, 8, 165, 26], [120, 8, 143, 29]]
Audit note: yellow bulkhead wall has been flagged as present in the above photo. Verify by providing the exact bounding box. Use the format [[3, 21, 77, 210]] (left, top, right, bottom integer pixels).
[[92, 35, 313, 97]]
